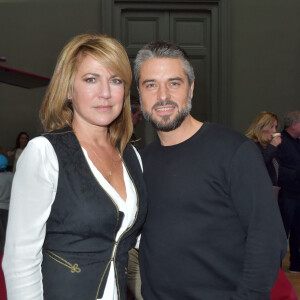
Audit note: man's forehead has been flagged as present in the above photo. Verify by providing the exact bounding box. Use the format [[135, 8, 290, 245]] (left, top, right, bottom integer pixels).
[[141, 57, 183, 68], [139, 57, 187, 79]]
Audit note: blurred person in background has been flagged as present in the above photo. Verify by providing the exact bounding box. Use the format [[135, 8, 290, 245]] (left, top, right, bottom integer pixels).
[[0, 131, 29, 172], [277, 110, 300, 273], [246, 111, 282, 198]]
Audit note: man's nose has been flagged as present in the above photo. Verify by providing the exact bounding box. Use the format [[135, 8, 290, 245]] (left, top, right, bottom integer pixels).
[[157, 84, 169, 101]]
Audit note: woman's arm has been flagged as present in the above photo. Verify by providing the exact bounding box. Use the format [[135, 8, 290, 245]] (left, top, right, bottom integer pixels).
[[257, 142, 278, 164], [2, 137, 58, 300]]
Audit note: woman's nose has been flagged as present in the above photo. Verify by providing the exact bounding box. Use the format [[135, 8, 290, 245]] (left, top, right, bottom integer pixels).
[[99, 81, 111, 99]]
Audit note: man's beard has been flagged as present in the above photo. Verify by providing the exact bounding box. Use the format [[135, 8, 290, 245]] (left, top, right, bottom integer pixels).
[[140, 97, 192, 132]]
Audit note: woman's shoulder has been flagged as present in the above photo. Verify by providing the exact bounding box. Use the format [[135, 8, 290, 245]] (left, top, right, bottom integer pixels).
[[28, 135, 53, 146], [23, 136, 56, 158]]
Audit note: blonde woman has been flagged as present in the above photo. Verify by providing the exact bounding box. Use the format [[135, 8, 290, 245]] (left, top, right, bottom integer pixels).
[[3, 34, 147, 300], [246, 111, 282, 190]]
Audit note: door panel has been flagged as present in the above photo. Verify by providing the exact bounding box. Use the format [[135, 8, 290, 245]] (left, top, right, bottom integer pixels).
[[170, 11, 211, 121], [120, 10, 169, 58]]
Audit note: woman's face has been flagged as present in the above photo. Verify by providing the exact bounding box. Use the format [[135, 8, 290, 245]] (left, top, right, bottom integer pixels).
[[70, 55, 125, 129], [263, 120, 278, 142], [19, 134, 29, 149]]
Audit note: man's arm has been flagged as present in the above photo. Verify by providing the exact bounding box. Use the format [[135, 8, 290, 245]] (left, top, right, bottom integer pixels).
[[229, 140, 287, 300]]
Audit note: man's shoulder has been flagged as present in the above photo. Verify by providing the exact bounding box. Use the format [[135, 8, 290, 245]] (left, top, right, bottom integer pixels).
[[141, 122, 249, 157], [279, 130, 294, 148], [204, 121, 243, 135], [200, 122, 248, 147]]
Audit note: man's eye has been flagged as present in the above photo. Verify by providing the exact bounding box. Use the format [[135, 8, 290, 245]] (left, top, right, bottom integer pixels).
[[170, 81, 179, 86], [146, 83, 155, 88]]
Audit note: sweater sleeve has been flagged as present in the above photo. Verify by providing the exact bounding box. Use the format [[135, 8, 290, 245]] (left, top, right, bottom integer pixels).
[[228, 140, 287, 300], [2, 137, 58, 300], [256, 143, 277, 165]]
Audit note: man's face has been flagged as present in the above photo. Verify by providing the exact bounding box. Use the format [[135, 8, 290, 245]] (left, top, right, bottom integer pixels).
[[138, 58, 194, 132], [292, 121, 300, 138]]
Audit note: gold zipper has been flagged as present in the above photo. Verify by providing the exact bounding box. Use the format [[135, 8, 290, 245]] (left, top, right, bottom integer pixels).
[[44, 250, 81, 273]]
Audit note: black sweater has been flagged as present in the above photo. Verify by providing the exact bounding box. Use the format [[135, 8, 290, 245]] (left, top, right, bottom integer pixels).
[[140, 122, 286, 300]]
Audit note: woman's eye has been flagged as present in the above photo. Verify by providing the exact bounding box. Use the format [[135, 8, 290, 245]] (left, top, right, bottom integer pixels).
[[111, 78, 123, 85], [86, 78, 95, 83]]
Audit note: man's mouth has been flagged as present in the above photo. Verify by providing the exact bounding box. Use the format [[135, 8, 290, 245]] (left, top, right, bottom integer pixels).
[[156, 107, 174, 112]]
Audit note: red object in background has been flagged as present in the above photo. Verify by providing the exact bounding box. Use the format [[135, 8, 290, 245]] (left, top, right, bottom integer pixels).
[[0, 253, 7, 300], [0, 65, 50, 89], [271, 268, 298, 300]]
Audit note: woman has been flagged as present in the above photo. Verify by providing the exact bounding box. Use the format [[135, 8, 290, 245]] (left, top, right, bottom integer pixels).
[[0, 131, 29, 172], [2, 34, 147, 300], [246, 111, 282, 192]]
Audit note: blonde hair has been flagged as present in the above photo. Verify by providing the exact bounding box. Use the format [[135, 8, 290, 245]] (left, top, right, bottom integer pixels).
[[246, 111, 279, 147], [40, 33, 133, 154]]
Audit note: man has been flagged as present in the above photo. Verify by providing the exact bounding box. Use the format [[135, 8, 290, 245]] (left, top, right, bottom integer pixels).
[[277, 110, 300, 273], [133, 40, 287, 299]]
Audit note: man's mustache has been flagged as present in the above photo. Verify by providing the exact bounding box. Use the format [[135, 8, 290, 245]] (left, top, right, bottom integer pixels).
[[152, 100, 178, 110]]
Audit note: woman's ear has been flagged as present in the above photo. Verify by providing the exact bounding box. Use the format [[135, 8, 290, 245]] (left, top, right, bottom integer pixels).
[[67, 90, 72, 101]]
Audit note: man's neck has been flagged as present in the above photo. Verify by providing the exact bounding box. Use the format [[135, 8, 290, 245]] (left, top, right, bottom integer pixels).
[[157, 115, 203, 146]]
